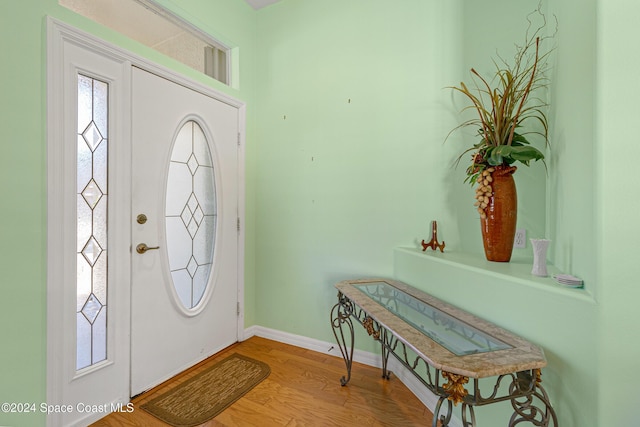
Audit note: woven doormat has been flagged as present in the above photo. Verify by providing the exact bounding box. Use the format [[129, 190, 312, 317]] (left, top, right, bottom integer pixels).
[[141, 353, 270, 427]]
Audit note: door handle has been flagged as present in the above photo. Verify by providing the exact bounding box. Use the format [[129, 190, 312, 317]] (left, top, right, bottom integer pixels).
[[136, 243, 160, 254]]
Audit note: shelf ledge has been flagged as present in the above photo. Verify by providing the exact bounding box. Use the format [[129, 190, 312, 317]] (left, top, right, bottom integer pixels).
[[394, 247, 594, 303]]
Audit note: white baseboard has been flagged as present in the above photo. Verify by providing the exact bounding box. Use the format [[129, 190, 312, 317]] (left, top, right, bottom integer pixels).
[[245, 325, 462, 427]]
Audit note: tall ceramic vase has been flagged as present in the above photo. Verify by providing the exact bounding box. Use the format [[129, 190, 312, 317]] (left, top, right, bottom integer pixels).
[[480, 165, 517, 262]]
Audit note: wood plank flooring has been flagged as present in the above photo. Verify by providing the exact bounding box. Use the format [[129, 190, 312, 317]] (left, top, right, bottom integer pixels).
[[91, 336, 434, 426]]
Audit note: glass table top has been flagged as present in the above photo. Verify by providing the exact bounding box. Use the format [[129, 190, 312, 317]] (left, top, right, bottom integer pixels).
[[354, 282, 512, 356]]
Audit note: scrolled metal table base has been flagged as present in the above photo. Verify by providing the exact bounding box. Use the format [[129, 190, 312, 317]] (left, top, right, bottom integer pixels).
[[508, 377, 558, 427], [330, 292, 558, 426], [330, 293, 354, 386]]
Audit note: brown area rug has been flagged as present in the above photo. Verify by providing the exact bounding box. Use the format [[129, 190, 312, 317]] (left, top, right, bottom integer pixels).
[[141, 353, 270, 427]]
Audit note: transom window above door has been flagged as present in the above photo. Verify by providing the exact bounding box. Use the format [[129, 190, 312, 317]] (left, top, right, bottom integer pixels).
[[59, 0, 230, 85]]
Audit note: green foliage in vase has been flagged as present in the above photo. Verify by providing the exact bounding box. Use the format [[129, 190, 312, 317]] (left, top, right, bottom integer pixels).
[[448, 6, 555, 186]]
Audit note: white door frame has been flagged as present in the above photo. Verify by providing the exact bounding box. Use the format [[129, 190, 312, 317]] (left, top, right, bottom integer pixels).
[[46, 18, 246, 426]]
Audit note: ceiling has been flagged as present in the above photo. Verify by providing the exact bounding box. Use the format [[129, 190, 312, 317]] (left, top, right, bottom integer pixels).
[[244, 0, 281, 10]]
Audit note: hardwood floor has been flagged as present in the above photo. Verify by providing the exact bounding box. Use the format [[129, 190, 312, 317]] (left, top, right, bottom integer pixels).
[[91, 336, 434, 426]]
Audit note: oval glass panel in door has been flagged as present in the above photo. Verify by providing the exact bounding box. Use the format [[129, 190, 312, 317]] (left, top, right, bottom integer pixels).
[[166, 120, 217, 310]]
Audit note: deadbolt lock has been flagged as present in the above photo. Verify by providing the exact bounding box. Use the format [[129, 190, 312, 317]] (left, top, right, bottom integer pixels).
[[136, 214, 148, 224]]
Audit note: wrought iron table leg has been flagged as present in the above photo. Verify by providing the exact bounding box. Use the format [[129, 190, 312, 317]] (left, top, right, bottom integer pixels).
[[433, 400, 476, 427], [536, 382, 558, 427], [508, 371, 558, 426], [380, 329, 392, 380], [433, 396, 453, 427], [461, 403, 476, 427], [331, 297, 354, 386]]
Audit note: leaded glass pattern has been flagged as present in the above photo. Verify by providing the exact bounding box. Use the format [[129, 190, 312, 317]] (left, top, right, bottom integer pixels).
[[76, 74, 108, 370], [166, 121, 217, 310]]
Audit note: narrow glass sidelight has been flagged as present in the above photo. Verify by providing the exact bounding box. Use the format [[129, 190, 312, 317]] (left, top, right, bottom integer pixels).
[[76, 74, 108, 370], [166, 120, 217, 310]]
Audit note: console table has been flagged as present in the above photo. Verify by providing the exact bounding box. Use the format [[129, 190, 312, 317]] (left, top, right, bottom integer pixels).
[[330, 278, 557, 427]]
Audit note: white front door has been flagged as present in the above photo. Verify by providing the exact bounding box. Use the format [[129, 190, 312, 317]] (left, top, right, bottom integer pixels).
[[48, 22, 245, 426], [130, 67, 240, 395]]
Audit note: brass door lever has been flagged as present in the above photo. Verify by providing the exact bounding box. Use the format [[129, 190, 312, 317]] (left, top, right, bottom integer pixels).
[[136, 243, 160, 254]]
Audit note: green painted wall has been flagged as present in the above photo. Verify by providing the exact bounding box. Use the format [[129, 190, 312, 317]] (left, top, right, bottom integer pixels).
[[597, 0, 640, 424], [547, 0, 598, 294], [251, 0, 558, 360], [3, 0, 638, 425], [252, 0, 604, 426], [253, 0, 465, 348], [1, 2, 49, 427], [0, 1, 256, 426], [388, 1, 598, 424]]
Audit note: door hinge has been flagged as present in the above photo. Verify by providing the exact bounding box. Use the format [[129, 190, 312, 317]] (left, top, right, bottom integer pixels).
[[237, 302, 240, 315], [237, 217, 240, 232], [237, 132, 241, 146]]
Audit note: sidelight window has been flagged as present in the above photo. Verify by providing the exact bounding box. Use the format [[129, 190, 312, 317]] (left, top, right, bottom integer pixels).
[[76, 74, 109, 370]]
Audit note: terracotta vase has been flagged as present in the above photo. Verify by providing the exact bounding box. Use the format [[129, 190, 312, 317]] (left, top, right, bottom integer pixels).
[[480, 165, 517, 262]]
